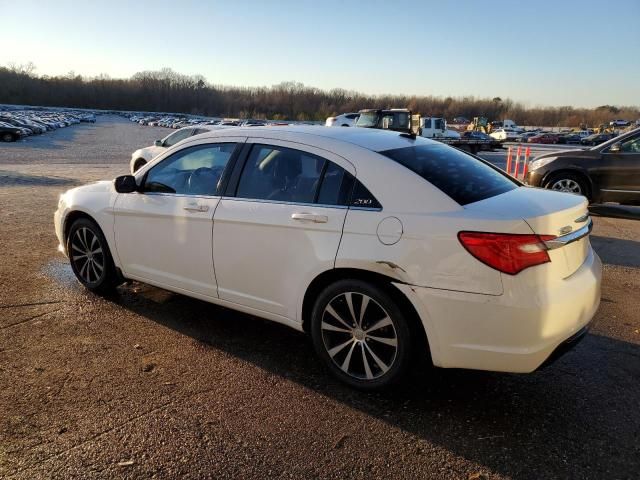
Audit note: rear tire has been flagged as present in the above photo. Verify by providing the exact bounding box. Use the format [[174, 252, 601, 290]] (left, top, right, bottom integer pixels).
[[310, 279, 413, 390], [66, 218, 120, 294]]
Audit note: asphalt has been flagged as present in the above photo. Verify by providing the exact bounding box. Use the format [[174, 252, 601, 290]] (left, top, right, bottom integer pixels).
[[0, 117, 638, 479]]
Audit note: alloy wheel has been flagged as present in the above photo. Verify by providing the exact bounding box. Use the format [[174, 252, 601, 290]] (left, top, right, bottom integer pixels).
[[70, 227, 105, 284], [321, 292, 398, 380], [551, 178, 582, 194]]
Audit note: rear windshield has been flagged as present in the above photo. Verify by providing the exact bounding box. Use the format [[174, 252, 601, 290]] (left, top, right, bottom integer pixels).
[[379, 144, 517, 205]]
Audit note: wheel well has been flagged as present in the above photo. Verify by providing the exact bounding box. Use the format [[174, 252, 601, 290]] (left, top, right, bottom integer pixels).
[[301, 268, 431, 360], [543, 169, 593, 198], [133, 158, 147, 171], [63, 211, 97, 245]]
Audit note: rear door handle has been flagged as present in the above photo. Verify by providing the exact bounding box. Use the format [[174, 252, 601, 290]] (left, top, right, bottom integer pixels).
[[183, 204, 209, 213], [291, 213, 328, 223]]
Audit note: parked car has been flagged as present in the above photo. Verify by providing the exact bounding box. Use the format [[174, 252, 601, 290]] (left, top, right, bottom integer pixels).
[[130, 125, 226, 173], [56, 127, 601, 390], [528, 133, 559, 144], [0, 124, 23, 142], [241, 119, 267, 127], [526, 128, 640, 204], [610, 120, 630, 127], [557, 133, 582, 144], [460, 130, 500, 149], [326, 113, 360, 127], [490, 128, 519, 142], [516, 131, 538, 143], [0, 119, 33, 136], [581, 133, 614, 146], [452, 116, 470, 124]]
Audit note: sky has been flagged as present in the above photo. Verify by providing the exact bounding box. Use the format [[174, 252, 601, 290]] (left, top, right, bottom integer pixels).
[[2, 0, 639, 108]]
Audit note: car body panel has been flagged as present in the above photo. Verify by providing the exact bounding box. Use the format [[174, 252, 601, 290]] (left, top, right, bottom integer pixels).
[[212, 137, 355, 320]]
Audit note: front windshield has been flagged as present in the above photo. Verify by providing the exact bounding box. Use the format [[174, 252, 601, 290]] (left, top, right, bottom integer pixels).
[[355, 112, 379, 128]]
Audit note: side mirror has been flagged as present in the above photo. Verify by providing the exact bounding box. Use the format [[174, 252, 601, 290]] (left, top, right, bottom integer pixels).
[[114, 175, 138, 193], [608, 142, 621, 153], [154, 139, 163, 147]]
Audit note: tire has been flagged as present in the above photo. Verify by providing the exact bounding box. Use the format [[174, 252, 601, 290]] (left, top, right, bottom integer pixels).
[[341, 124, 350, 127], [132, 158, 147, 173], [66, 218, 120, 294], [310, 279, 413, 390], [545, 172, 590, 200], [2, 133, 15, 142]]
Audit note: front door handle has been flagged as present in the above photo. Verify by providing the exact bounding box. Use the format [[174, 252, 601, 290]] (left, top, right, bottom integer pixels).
[[291, 213, 328, 223], [183, 204, 209, 213]]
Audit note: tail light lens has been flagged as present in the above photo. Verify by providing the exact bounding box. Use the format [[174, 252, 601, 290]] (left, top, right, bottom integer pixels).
[[458, 232, 557, 275]]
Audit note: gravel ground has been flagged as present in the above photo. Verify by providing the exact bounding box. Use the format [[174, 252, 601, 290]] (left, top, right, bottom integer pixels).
[[0, 116, 639, 479]]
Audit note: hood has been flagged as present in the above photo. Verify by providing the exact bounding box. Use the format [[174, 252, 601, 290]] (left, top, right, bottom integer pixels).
[[536, 148, 597, 160], [68, 180, 114, 195]]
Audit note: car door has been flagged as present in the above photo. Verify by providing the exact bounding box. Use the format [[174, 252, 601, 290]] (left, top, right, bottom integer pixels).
[[212, 139, 355, 321], [113, 139, 244, 297], [598, 135, 640, 199]]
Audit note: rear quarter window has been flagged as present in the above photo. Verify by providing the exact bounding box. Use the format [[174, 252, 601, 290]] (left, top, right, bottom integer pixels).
[[379, 144, 517, 205]]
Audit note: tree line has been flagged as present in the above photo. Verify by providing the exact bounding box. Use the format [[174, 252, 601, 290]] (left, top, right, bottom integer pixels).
[[1, 64, 638, 127]]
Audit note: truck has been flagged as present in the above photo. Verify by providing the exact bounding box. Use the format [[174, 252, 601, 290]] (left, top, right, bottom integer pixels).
[[355, 109, 495, 154]]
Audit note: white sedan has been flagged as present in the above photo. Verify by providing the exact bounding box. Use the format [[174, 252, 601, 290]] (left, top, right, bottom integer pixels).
[[55, 127, 601, 390], [325, 113, 360, 127], [490, 128, 519, 142], [130, 124, 225, 173]]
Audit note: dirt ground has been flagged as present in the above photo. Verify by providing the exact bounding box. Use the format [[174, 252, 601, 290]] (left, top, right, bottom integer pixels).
[[0, 117, 639, 479]]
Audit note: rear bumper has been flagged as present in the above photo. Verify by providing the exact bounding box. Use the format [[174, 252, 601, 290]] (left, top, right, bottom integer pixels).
[[395, 247, 602, 373], [536, 324, 589, 370]]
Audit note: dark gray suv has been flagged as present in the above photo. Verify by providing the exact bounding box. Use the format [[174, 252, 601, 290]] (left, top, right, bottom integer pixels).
[[525, 128, 640, 205]]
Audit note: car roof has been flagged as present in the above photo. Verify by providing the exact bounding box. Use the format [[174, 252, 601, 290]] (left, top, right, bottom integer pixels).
[[193, 125, 438, 152]]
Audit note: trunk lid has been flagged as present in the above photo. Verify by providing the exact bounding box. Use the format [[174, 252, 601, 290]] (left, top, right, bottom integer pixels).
[[466, 187, 591, 278]]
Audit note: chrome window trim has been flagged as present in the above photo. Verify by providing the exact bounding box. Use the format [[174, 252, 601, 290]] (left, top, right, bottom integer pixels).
[[600, 189, 640, 193], [220, 196, 348, 210], [220, 196, 382, 211], [350, 206, 383, 212], [142, 192, 222, 200], [544, 218, 593, 251]]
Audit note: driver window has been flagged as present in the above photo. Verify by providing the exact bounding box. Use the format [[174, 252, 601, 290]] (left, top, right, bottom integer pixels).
[[620, 137, 640, 153], [163, 128, 193, 147], [144, 143, 237, 195]]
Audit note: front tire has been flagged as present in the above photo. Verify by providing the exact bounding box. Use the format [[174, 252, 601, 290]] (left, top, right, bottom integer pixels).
[[66, 218, 120, 294], [545, 172, 590, 200], [2, 133, 16, 142], [310, 279, 413, 390]]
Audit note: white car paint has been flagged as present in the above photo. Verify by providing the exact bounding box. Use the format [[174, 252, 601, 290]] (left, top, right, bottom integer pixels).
[[55, 126, 601, 375], [325, 113, 359, 127], [490, 128, 519, 142], [419, 117, 461, 139]]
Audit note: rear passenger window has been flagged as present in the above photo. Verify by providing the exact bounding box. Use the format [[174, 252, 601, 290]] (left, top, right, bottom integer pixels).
[[236, 145, 325, 203], [316, 162, 354, 206]]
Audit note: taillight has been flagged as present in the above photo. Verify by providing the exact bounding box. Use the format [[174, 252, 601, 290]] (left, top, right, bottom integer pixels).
[[458, 232, 557, 275]]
